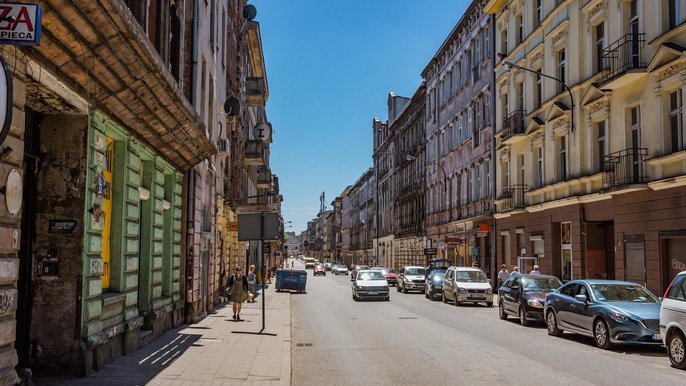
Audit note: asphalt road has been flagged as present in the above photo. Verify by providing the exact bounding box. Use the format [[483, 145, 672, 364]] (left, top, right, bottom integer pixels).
[[290, 264, 685, 386]]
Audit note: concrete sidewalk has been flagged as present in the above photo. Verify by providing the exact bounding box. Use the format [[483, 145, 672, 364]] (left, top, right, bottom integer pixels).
[[37, 283, 292, 386]]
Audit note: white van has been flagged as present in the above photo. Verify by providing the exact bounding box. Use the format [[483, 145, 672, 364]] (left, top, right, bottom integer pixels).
[[442, 266, 493, 307], [660, 270, 686, 369]]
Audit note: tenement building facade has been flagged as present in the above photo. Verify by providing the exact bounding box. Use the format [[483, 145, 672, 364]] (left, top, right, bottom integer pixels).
[[422, 0, 496, 276], [486, 0, 686, 295]]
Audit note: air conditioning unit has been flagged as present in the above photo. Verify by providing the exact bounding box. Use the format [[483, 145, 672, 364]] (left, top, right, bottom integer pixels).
[[217, 138, 229, 154]]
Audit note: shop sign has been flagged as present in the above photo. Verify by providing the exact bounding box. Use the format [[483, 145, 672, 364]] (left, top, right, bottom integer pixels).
[[0, 3, 42, 46], [0, 56, 12, 146], [445, 237, 462, 245], [479, 224, 489, 233], [228, 222, 238, 231], [424, 248, 437, 255]]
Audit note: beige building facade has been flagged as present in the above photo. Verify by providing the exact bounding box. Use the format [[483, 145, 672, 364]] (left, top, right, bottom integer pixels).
[[486, 0, 686, 295]]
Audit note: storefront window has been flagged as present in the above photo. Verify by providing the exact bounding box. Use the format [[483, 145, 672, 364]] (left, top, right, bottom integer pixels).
[[561, 222, 572, 281]]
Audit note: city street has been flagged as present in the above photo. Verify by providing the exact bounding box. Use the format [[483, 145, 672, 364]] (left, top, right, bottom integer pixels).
[[291, 268, 685, 386]]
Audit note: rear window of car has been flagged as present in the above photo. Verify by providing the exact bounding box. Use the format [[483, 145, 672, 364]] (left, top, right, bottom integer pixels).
[[357, 271, 385, 281]]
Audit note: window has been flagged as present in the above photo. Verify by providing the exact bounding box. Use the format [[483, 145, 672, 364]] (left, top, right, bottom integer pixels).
[[475, 165, 482, 200], [596, 121, 606, 172], [516, 82, 524, 111], [669, 90, 684, 152], [517, 154, 525, 185], [484, 161, 490, 199], [475, 36, 481, 65], [595, 22, 605, 73], [500, 29, 508, 56], [484, 27, 490, 58], [536, 146, 544, 187], [669, 0, 682, 29], [536, 0, 542, 25], [535, 69, 542, 108], [502, 160, 510, 189], [516, 14, 523, 44], [484, 94, 490, 125], [560, 284, 577, 297], [559, 135, 568, 180], [558, 49, 566, 94]]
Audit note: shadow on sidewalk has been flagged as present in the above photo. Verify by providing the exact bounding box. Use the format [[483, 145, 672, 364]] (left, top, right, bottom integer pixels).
[[34, 329, 200, 386]]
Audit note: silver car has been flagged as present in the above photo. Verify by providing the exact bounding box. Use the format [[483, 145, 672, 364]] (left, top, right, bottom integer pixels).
[[333, 264, 348, 275]]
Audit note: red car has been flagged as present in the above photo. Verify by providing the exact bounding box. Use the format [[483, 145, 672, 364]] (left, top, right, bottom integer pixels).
[[313, 264, 326, 276], [374, 267, 398, 287]]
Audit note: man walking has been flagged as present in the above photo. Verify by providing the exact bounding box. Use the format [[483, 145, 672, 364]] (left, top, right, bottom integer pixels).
[[530, 265, 541, 275], [497, 264, 509, 288]]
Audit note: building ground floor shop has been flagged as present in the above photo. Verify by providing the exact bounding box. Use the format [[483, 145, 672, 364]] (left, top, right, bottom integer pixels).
[[425, 216, 494, 277], [391, 236, 426, 271], [495, 186, 686, 296]]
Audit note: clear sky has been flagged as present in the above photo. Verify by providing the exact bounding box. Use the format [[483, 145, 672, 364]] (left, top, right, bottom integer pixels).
[[251, 0, 470, 234]]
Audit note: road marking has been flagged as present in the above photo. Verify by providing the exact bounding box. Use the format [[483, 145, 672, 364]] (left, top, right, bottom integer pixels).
[[138, 334, 184, 364]]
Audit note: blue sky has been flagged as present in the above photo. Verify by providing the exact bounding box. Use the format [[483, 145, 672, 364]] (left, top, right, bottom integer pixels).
[[251, 0, 470, 233]]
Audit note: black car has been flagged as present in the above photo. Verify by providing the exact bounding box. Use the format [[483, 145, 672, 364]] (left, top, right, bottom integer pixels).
[[499, 274, 563, 326], [425, 270, 446, 301]]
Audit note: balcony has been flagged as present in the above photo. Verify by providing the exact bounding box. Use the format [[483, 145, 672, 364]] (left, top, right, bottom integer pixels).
[[498, 184, 527, 212], [245, 140, 266, 166], [603, 148, 648, 189], [500, 110, 526, 144], [245, 77, 267, 106], [601, 33, 646, 89], [256, 167, 271, 188]]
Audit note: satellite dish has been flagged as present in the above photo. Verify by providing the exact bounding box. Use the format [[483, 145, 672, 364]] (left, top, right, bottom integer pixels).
[[223, 97, 240, 116], [243, 5, 257, 21], [251, 122, 272, 142]]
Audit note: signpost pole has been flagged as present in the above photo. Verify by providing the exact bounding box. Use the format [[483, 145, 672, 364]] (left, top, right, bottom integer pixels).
[[260, 212, 266, 334]]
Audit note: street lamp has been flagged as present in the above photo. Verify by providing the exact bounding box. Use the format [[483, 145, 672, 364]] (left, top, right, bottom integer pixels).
[[406, 154, 450, 223], [502, 60, 575, 132]]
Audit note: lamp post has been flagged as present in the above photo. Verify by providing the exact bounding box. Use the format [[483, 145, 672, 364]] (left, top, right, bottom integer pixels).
[[502, 60, 575, 133], [406, 154, 450, 259]]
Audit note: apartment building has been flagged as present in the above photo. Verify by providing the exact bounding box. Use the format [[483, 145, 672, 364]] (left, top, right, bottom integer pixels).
[[422, 0, 496, 276], [485, 0, 686, 295], [349, 169, 376, 265]]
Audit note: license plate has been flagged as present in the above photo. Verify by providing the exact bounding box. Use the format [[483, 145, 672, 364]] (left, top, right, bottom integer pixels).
[[367, 291, 378, 295], [470, 295, 485, 299]]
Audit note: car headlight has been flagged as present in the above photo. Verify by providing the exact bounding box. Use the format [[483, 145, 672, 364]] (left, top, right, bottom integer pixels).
[[609, 312, 631, 322], [457, 288, 468, 294], [527, 299, 544, 308], [354, 286, 363, 290]]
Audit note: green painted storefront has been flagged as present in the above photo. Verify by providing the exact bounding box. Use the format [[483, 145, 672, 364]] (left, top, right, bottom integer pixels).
[[80, 111, 185, 369]]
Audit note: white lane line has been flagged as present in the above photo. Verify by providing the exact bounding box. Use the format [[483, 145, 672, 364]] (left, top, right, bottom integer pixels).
[[161, 350, 181, 366], [139, 335, 184, 364], [150, 335, 192, 365]]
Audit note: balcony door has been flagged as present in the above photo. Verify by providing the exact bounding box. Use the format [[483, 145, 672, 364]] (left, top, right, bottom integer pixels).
[[629, 106, 642, 183], [628, 0, 640, 68]]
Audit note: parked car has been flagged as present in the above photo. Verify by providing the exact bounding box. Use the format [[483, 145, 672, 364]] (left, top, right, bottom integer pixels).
[[544, 280, 661, 349], [333, 264, 349, 275], [442, 267, 493, 307], [372, 267, 398, 287], [313, 264, 326, 276], [351, 269, 390, 301], [426, 258, 450, 278], [324, 262, 333, 271], [660, 271, 686, 369], [351, 265, 369, 278], [397, 266, 426, 293], [425, 270, 446, 301], [498, 274, 563, 326]]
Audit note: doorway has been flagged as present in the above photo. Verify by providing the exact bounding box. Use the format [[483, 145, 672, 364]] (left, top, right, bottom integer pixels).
[[518, 256, 538, 274]]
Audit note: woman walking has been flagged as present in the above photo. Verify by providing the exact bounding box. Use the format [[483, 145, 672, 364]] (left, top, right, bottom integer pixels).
[[247, 264, 257, 302], [228, 267, 249, 321]]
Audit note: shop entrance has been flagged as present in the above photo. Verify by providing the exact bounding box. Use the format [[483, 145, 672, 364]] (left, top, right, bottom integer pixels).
[[518, 256, 538, 274]]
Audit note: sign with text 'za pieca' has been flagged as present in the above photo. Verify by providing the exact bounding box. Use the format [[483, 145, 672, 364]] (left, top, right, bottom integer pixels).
[[0, 3, 42, 46]]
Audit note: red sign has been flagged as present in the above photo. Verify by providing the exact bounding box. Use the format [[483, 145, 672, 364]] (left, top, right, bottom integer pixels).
[[479, 224, 490, 233], [445, 237, 462, 245]]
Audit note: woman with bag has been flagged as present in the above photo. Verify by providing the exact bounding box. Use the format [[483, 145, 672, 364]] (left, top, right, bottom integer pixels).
[[247, 264, 257, 302], [228, 266, 249, 321]]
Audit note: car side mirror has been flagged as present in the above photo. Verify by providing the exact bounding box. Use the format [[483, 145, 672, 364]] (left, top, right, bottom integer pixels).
[[574, 294, 588, 303]]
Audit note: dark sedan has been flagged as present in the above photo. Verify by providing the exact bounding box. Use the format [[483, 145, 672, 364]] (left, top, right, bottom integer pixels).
[[425, 270, 446, 301], [498, 274, 563, 326], [544, 280, 662, 349]]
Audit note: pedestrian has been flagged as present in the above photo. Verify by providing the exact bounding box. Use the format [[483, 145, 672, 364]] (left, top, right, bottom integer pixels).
[[530, 265, 541, 275], [497, 264, 509, 287], [228, 267, 249, 321], [511, 266, 520, 275], [247, 264, 257, 302]]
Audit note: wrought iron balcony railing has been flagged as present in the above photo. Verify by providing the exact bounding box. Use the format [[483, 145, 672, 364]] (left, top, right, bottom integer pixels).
[[602, 33, 646, 83], [501, 110, 526, 142], [499, 184, 527, 212], [602, 148, 648, 188]]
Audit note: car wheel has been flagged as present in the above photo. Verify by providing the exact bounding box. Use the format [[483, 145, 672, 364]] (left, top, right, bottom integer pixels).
[[594, 318, 612, 349], [453, 293, 460, 306], [518, 305, 530, 326], [385, 296, 390, 302], [498, 302, 508, 320], [546, 310, 563, 337], [402, 285, 407, 294], [425, 288, 430, 299], [668, 330, 686, 369], [442, 291, 447, 303]]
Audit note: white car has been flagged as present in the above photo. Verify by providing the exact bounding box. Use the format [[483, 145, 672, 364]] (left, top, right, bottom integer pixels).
[[442, 266, 493, 307], [333, 264, 348, 275], [351, 270, 389, 301], [397, 266, 426, 293], [660, 270, 686, 369]]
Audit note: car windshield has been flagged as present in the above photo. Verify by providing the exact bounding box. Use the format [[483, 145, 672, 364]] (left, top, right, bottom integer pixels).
[[338, 265, 347, 269], [404, 268, 425, 276], [357, 271, 385, 281], [590, 284, 658, 303], [431, 271, 446, 280], [455, 271, 488, 283], [521, 277, 562, 292]]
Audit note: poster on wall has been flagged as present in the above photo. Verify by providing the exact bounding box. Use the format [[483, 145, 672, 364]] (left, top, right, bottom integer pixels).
[[561, 222, 571, 245]]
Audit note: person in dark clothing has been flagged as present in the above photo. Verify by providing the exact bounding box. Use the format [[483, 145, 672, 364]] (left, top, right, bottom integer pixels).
[[228, 267, 249, 321]]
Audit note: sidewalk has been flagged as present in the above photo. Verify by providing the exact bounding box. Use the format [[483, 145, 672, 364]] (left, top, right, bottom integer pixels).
[[37, 283, 291, 386]]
